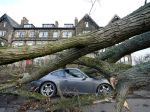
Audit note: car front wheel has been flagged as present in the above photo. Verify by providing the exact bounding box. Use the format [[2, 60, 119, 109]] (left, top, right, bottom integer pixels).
[[97, 83, 113, 94], [40, 82, 57, 97]]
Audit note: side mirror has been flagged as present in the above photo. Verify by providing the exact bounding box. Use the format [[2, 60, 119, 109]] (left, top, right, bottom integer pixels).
[[82, 76, 87, 80]]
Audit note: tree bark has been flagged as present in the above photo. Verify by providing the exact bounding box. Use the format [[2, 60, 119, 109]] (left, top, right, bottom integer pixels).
[[97, 31, 150, 63], [115, 81, 130, 112], [0, 3, 150, 65], [73, 57, 132, 79]]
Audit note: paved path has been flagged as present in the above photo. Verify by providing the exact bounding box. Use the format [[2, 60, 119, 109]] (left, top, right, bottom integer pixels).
[[82, 90, 150, 112]]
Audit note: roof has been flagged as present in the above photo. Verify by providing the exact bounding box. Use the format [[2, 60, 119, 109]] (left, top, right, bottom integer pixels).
[[14, 27, 75, 30], [108, 14, 121, 24], [0, 13, 19, 28], [76, 14, 99, 29]]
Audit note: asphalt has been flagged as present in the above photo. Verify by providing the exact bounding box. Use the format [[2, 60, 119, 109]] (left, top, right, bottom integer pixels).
[[0, 90, 150, 112]]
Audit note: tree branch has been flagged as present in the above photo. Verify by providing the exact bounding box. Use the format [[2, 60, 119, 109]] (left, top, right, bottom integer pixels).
[[97, 31, 150, 63]]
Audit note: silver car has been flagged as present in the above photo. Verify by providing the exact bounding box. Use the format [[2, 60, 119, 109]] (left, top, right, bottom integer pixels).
[[31, 68, 113, 97]]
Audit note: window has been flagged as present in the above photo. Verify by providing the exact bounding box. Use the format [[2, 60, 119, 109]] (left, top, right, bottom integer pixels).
[[16, 32, 25, 38], [12, 41, 24, 47], [0, 42, 4, 46], [53, 32, 59, 38], [29, 32, 35, 37], [85, 22, 89, 27], [64, 24, 74, 28], [62, 31, 72, 38], [39, 32, 48, 38], [65, 69, 84, 78], [24, 24, 32, 28], [51, 70, 65, 77], [3, 22, 6, 27], [42, 24, 55, 28], [27, 41, 34, 46], [0, 31, 6, 37], [125, 57, 128, 62], [82, 30, 90, 34]]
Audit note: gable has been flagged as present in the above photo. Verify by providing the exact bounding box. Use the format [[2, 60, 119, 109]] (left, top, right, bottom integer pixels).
[[0, 14, 19, 28], [76, 14, 99, 29], [108, 14, 120, 24]]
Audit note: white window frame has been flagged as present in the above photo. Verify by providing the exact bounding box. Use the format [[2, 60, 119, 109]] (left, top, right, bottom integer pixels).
[[62, 31, 72, 38], [39, 32, 48, 38], [53, 31, 59, 38], [64, 24, 74, 28], [42, 24, 54, 28], [24, 24, 32, 28], [16, 32, 25, 38], [0, 30, 6, 37], [82, 30, 90, 34], [85, 22, 89, 27], [29, 32, 35, 38]]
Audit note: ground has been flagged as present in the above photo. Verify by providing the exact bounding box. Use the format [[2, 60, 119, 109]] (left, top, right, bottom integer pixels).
[[0, 88, 150, 112]]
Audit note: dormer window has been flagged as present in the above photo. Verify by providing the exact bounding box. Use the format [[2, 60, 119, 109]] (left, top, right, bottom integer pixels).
[[42, 24, 55, 28], [64, 24, 74, 28], [24, 24, 34, 28]]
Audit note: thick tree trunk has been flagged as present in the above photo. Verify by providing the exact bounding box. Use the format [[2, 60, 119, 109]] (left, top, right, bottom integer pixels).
[[114, 62, 150, 112], [97, 31, 150, 63], [115, 81, 130, 112], [0, 3, 150, 65]]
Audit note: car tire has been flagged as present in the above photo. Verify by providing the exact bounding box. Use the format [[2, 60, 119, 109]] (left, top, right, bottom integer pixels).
[[97, 83, 113, 95], [40, 82, 57, 97]]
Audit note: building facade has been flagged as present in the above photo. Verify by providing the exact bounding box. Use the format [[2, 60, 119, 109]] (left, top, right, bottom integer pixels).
[[0, 14, 100, 47], [0, 13, 132, 65]]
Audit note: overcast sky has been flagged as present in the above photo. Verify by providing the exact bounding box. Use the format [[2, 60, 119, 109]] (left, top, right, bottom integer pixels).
[[0, 0, 149, 26], [0, 0, 150, 58]]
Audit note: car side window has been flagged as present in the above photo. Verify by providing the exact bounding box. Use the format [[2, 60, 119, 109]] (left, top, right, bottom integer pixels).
[[65, 69, 84, 78], [51, 70, 65, 77]]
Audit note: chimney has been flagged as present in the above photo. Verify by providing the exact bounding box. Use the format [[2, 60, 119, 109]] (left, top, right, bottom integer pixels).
[[74, 17, 78, 26], [55, 21, 59, 27], [21, 17, 29, 25]]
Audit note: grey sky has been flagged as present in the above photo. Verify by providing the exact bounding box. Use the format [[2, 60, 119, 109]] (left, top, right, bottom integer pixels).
[[0, 0, 149, 26]]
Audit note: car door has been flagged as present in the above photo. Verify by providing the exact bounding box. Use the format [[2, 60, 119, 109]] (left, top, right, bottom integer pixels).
[[64, 68, 94, 93]]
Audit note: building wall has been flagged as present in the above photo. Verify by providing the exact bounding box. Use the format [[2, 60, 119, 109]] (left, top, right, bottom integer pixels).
[[12, 29, 75, 46], [0, 21, 14, 45], [75, 18, 99, 35]]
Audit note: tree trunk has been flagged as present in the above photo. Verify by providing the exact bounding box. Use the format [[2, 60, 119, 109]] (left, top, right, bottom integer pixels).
[[0, 3, 150, 65], [115, 81, 130, 112], [97, 31, 150, 63]]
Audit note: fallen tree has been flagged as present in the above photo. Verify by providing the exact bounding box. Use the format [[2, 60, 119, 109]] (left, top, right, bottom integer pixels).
[[0, 3, 150, 112]]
